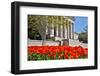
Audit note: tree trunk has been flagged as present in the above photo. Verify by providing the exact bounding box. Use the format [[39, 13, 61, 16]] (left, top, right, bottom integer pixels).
[[42, 39, 46, 46]]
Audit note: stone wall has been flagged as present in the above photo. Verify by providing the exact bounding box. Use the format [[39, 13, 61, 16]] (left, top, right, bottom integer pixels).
[[28, 39, 59, 46]]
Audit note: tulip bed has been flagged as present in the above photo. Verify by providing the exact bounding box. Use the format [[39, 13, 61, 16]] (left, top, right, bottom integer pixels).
[[28, 46, 88, 61]]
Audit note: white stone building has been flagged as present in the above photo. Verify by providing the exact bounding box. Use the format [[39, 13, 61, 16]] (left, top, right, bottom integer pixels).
[[46, 16, 75, 41]]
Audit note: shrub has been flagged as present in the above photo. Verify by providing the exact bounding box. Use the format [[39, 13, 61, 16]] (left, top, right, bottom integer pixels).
[[78, 32, 88, 43]]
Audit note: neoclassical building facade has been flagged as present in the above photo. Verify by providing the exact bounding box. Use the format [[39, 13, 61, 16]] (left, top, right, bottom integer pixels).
[[46, 16, 74, 41]]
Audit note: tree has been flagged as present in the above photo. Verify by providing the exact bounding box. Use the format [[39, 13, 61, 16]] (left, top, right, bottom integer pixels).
[[78, 26, 88, 43], [28, 15, 41, 39], [28, 15, 48, 45], [47, 16, 53, 39], [28, 15, 74, 45]]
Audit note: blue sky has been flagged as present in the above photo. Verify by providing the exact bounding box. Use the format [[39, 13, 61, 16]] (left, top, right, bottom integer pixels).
[[74, 16, 88, 33]]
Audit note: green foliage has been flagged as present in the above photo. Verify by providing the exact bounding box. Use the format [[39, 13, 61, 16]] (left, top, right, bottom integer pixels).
[[28, 15, 47, 40], [28, 28, 41, 40], [78, 32, 87, 43], [78, 26, 88, 43]]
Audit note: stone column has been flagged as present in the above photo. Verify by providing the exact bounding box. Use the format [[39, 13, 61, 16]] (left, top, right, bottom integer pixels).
[[72, 23, 74, 39], [67, 20, 69, 39], [68, 21, 71, 39], [54, 16, 58, 37], [63, 19, 65, 38], [49, 16, 54, 37], [70, 22, 73, 39], [56, 16, 59, 37], [60, 17, 63, 38], [65, 20, 68, 39], [58, 17, 61, 37], [60, 25, 62, 38], [65, 25, 67, 39]]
